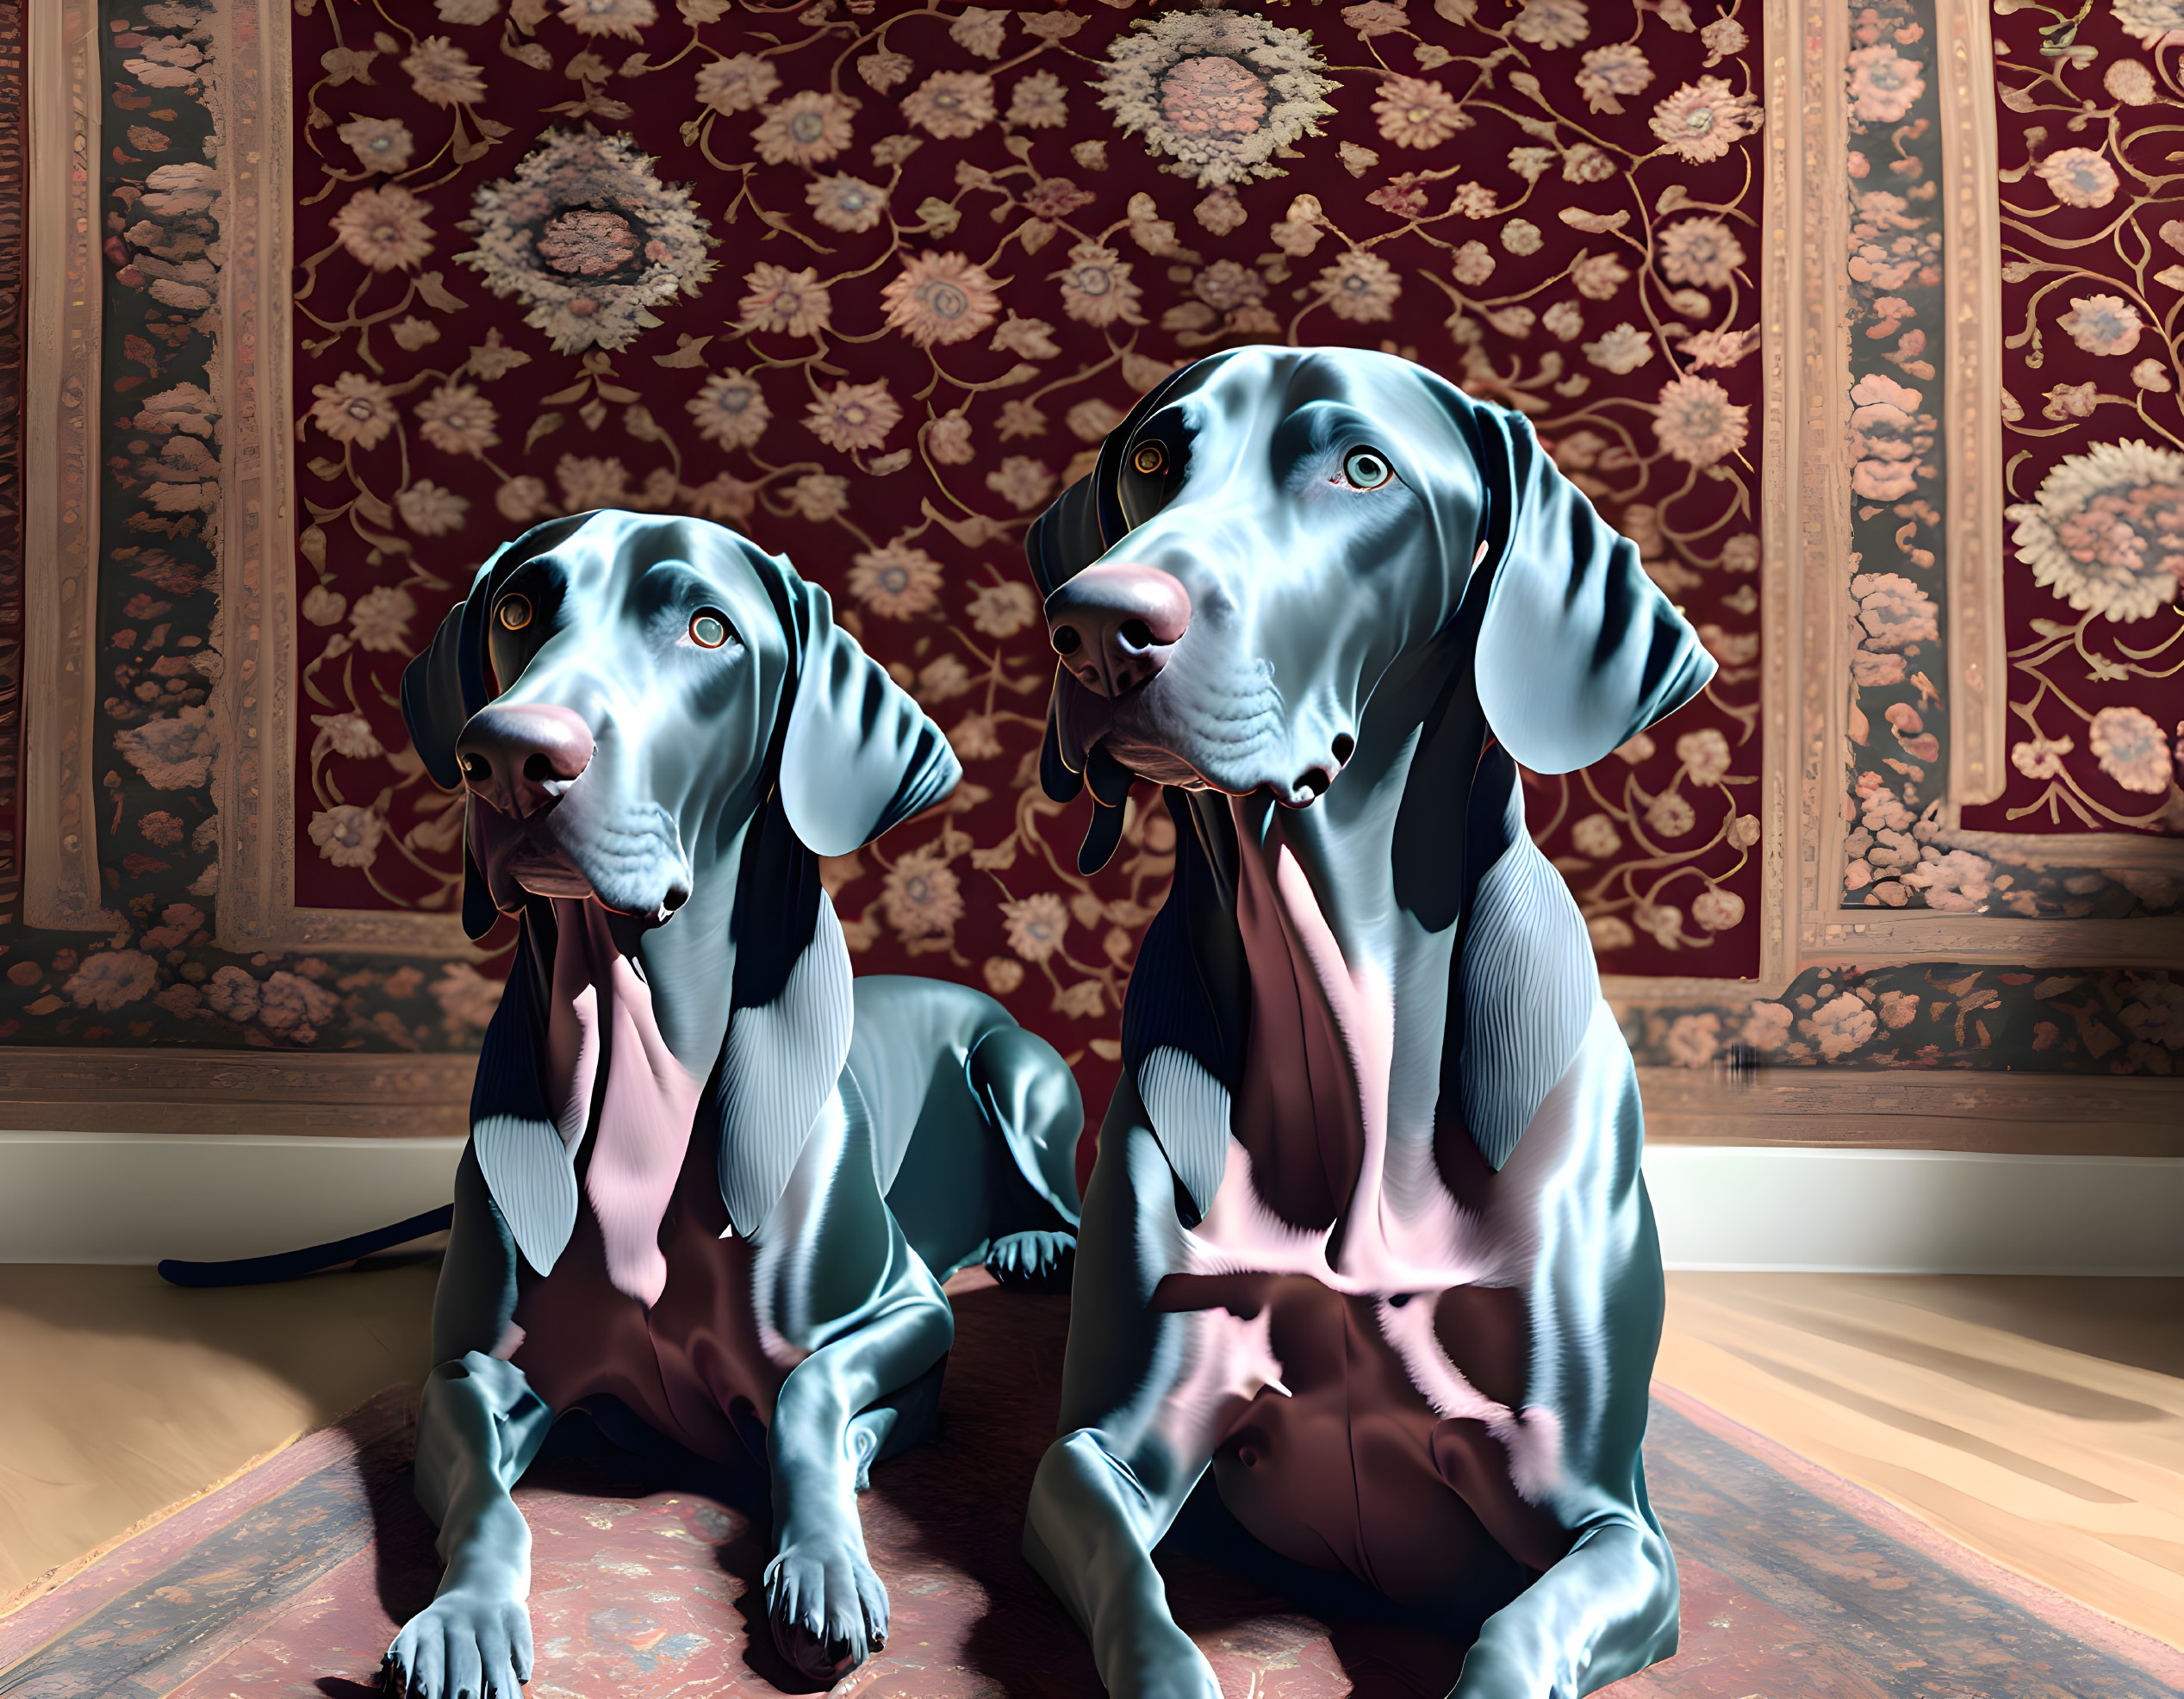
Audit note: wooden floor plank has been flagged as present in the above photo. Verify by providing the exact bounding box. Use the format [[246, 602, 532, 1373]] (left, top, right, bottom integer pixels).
[[1657, 1273, 2184, 1651]]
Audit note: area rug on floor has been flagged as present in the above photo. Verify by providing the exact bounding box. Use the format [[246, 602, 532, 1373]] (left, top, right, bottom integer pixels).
[[3, 1280, 2177, 1699]]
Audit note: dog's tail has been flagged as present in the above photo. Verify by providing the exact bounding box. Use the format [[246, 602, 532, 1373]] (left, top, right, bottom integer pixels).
[[154, 1205, 454, 1288]]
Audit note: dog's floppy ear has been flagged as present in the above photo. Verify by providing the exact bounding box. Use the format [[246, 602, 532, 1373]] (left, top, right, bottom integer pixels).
[[401, 564, 496, 793], [777, 577, 959, 857], [1456, 398, 1714, 772]]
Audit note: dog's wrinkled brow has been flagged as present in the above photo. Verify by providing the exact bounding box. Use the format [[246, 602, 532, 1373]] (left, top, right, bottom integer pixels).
[[1268, 401, 1378, 478], [628, 560, 721, 618]]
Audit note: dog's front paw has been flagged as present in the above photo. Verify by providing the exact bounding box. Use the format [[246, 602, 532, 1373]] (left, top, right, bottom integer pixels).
[[764, 1527, 889, 1685], [1107, 1620, 1225, 1699], [986, 1229, 1075, 1291], [383, 1588, 532, 1699]]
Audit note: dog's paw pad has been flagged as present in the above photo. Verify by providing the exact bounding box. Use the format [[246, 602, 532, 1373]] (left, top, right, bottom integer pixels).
[[765, 1535, 887, 1684]]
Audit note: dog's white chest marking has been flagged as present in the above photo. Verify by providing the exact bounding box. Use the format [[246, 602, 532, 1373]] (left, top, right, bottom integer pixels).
[[1170, 842, 1565, 1500], [548, 899, 704, 1308]]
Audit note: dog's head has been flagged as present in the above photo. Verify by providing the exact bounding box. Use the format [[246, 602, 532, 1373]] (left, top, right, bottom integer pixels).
[[403, 509, 958, 939], [1030, 347, 1714, 861]]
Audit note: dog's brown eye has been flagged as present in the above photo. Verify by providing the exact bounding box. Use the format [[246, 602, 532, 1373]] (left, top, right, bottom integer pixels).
[[1132, 442, 1166, 476], [496, 594, 532, 632], [689, 610, 731, 649], [1341, 448, 1394, 490]]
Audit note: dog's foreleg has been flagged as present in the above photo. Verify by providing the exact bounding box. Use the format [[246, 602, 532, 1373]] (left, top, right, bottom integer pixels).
[[764, 1272, 954, 1680], [1024, 1114, 1227, 1699], [386, 1150, 552, 1699], [1447, 1517, 1677, 1699]]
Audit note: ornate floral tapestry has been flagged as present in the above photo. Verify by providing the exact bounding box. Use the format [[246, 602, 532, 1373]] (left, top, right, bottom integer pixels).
[[4, 0, 2179, 1135], [1957, 0, 2184, 841]]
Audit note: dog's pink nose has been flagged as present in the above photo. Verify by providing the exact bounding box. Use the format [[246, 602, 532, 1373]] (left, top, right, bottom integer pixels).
[[1045, 563, 1192, 699], [455, 703, 594, 818]]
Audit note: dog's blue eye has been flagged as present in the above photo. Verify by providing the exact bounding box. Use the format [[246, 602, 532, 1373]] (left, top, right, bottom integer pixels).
[[1341, 448, 1394, 490], [689, 611, 731, 649]]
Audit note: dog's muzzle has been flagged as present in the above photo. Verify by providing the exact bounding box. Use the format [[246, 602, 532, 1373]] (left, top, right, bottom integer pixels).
[[1045, 563, 1192, 699], [456, 704, 594, 818]]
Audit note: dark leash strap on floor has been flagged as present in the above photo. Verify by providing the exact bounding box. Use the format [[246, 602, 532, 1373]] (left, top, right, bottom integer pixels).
[[155, 1206, 456, 1288]]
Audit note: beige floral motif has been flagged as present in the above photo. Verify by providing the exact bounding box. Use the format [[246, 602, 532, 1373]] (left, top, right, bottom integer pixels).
[[1452, 240, 1495, 285], [785, 473, 849, 524], [1652, 374, 1748, 466], [497, 476, 551, 523], [738, 264, 831, 339], [310, 805, 386, 868], [309, 372, 399, 449], [1649, 77, 1763, 164], [927, 413, 974, 464], [883, 848, 964, 942], [1003, 893, 1070, 963], [968, 581, 1039, 638], [2057, 295, 2144, 358], [983, 957, 1026, 995], [755, 90, 856, 165], [1373, 76, 1465, 148], [66, 949, 161, 1012], [1691, 887, 1744, 931], [555, 454, 630, 510], [1802, 993, 1876, 1061], [1009, 69, 1069, 128], [882, 252, 1002, 348], [2010, 735, 2073, 780], [1576, 44, 1652, 115], [1571, 813, 1621, 857], [697, 53, 780, 115], [1645, 790, 1696, 837], [337, 116, 415, 175], [1503, 219, 1544, 256], [2111, 0, 2184, 50], [688, 370, 770, 450], [1657, 216, 1745, 289], [1055, 243, 1145, 327], [1313, 251, 1403, 322], [1584, 322, 1654, 375], [1513, 0, 1590, 50], [902, 71, 997, 140], [2104, 59, 2157, 104], [951, 6, 1008, 59], [397, 480, 470, 536], [350, 586, 417, 652], [2088, 706, 2172, 794], [1677, 727, 1732, 785], [314, 713, 384, 760], [415, 382, 500, 456], [986, 457, 1055, 513], [558, 0, 654, 39], [2035, 146, 2119, 208], [1845, 43, 1924, 124], [806, 173, 888, 233], [403, 36, 485, 107], [849, 543, 943, 619]]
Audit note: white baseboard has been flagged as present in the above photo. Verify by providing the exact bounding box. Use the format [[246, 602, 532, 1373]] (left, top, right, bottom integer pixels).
[[0, 1133, 2177, 1275], [1642, 1146, 2184, 1275], [0, 1133, 466, 1265]]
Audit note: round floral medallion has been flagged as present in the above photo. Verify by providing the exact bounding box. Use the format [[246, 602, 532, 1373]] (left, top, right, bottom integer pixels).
[[458, 129, 715, 354], [2007, 439, 2184, 623], [1097, 9, 1335, 188]]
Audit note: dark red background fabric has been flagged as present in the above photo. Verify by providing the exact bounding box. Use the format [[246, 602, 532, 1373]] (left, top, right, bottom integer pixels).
[[288, 0, 1768, 1111]]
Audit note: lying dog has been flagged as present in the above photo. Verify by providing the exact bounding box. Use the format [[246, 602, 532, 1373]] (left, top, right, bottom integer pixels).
[[386, 510, 1082, 1697], [1020, 348, 1714, 1698]]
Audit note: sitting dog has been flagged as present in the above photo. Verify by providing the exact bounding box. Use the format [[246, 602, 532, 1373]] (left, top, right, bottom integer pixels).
[[385, 510, 1082, 1698], [1019, 347, 1714, 1698]]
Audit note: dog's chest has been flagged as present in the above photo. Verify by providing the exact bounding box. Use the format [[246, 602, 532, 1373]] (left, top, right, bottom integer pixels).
[[507, 1123, 795, 1465]]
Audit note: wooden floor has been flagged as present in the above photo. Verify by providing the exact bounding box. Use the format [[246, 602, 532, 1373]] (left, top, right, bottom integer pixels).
[[2, 1264, 2178, 1655]]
